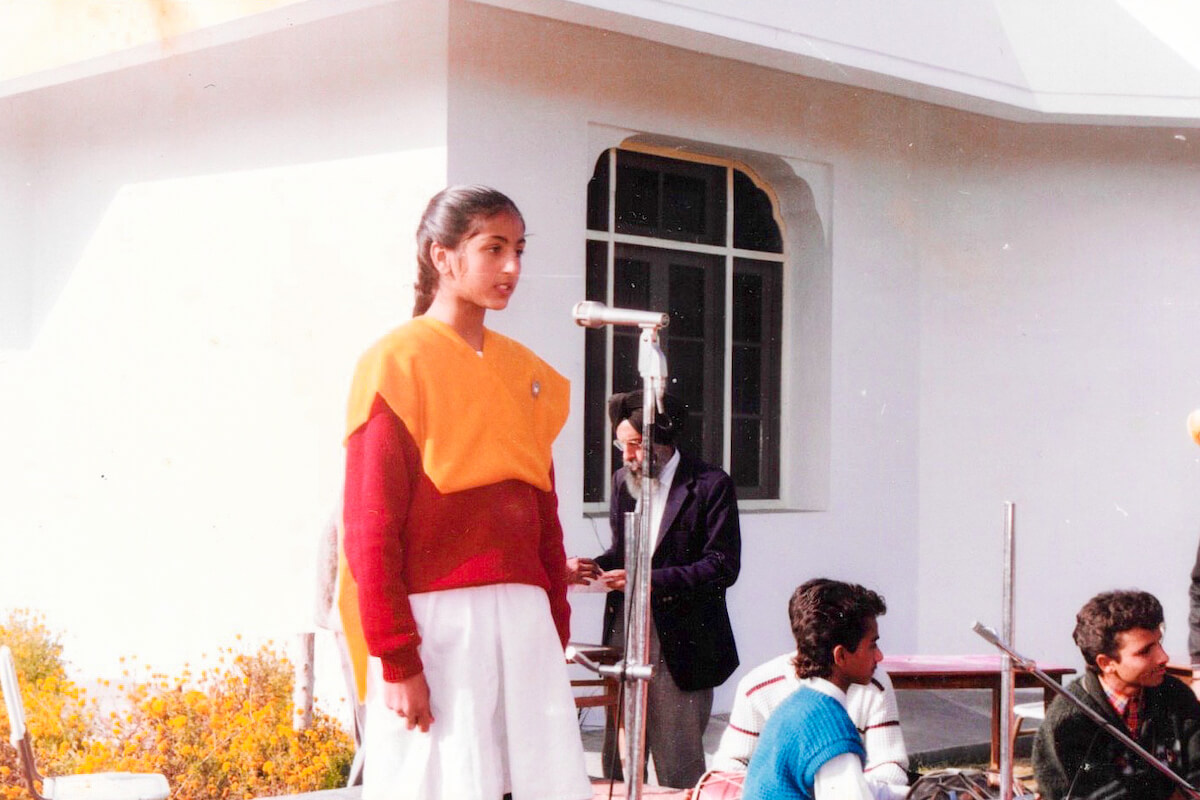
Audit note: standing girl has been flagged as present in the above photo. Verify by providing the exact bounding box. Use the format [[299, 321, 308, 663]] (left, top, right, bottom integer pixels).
[[338, 186, 592, 800]]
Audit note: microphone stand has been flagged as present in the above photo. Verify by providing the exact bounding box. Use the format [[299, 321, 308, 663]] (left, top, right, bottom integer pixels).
[[973, 622, 1200, 800], [1000, 503, 1016, 800], [569, 302, 669, 800], [621, 323, 669, 800]]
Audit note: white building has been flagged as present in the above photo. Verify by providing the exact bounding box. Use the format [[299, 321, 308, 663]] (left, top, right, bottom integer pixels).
[[2, 0, 1199, 717]]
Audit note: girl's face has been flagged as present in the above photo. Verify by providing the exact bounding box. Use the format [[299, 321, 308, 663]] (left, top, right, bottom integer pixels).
[[431, 210, 525, 312]]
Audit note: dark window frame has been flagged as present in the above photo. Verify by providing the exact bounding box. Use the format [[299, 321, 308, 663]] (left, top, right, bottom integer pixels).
[[584, 147, 785, 505]]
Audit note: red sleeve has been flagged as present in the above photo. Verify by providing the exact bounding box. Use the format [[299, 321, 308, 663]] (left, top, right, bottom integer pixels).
[[343, 395, 424, 680], [538, 465, 572, 648]]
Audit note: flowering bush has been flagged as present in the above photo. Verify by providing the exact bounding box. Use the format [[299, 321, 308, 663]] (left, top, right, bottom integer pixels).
[[0, 611, 96, 800], [0, 611, 353, 800]]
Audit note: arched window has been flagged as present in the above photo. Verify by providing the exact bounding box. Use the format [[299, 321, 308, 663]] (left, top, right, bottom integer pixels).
[[583, 147, 783, 503]]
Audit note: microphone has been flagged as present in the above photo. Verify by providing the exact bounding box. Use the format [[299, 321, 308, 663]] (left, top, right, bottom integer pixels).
[[971, 621, 1002, 647], [572, 301, 669, 329], [971, 621, 1034, 671]]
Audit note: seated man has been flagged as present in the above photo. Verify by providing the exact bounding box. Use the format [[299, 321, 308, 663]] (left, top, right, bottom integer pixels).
[[742, 578, 895, 800], [713, 611, 909, 798], [1034, 589, 1200, 800]]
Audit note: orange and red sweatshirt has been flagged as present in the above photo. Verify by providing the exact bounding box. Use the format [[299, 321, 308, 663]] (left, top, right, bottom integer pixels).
[[337, 316, 570, 699]]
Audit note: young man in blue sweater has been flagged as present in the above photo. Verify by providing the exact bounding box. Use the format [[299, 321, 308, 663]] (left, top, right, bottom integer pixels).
[[742, 578, 890, 800]]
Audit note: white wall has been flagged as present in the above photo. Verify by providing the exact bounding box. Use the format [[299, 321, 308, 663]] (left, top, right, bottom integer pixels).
[[448, 1, 925, 711], [915, 121, 1200, 666], [0, 110, 33, 350], [0, 0, 449, 717]]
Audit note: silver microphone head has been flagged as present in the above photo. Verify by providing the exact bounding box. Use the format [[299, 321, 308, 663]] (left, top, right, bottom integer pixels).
[[972, 621, 1001, 646], [572, 301, 606, 328], [571, 300, 669, 329]]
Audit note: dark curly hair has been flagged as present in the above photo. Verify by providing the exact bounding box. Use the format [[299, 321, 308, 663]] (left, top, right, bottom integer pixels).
[[1073, 589, 1163, 671], [789, 578, 886, 680], [412, 185, 524, 317]]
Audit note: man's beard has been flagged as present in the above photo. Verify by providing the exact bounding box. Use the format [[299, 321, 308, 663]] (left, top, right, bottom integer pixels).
[[623, 457, 662, 497]]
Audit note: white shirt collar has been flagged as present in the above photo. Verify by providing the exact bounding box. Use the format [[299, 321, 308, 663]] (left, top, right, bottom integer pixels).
[[656, 448, 680, 490], [807, 677, 850, 709]]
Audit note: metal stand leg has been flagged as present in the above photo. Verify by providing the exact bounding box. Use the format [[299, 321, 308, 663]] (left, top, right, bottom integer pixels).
[[570, 302, 670, 800]]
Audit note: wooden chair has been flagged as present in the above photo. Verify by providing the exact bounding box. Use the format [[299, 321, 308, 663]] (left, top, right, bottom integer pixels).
[[1, 645, 170, 800], [1009, 700, 1046, 757]]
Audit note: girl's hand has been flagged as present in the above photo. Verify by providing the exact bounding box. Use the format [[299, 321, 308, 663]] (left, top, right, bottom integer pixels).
[[566, 557, 602, 584], [383, 672, 434, 732]]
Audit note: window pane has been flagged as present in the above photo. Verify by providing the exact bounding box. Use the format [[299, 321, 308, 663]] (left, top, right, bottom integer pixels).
[[587, 151, 610, 232], [669, 339, 707, 418], [615, 151, 725, 245], [731, 417, 761, 487], [733, 170, 783, 253], [661, 172, 708, 239], [614, 258, 651, 309], [677, 419, 705, 463], [613, 258, 651, 418], [583, 240, 609, 502], [733, 257, 781, 500], [732, 344, 761, 415], [586, 240, 607, 303], [732, 272, 763, 342], [613, 331, 639, 395], [668, 262, 705, 337], [615, 165, 659, 230]]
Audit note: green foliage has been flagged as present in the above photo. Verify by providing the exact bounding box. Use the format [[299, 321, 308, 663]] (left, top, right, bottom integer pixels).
[[2, 610, 67, 685], [0, 611, 353, 800]]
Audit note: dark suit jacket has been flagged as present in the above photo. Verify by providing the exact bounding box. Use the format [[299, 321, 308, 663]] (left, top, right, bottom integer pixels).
[[595, 451, 741, 691]]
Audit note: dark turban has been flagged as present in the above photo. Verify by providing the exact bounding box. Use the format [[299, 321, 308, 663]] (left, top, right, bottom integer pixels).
[[607, 390, 688, 446]]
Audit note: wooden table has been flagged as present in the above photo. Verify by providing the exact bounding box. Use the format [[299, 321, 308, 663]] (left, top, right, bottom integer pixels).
[[881, 654, 1076, 768], [1168, 663, 1195, 684]]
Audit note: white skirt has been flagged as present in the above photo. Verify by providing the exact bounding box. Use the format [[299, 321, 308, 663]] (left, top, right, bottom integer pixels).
[[362, 583, 592, 800]]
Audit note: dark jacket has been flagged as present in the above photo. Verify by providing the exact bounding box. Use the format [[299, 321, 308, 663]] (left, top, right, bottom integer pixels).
[[1032, 670, 1200, 800], [595, 451, 741, 691]]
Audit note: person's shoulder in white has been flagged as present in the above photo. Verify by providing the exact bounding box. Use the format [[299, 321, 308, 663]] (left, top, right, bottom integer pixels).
[[740, 652, 800, 702], [712, 652, 799, 771], [714, 650, 909, 797], [722, 650, 890, 735], [837, 667, 910, 794], [850, 670, 899, 726]]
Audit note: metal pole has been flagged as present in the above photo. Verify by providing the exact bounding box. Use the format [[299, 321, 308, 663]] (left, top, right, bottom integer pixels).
[[293, 631, 315, 731], [568, 302, 669, 800], [1000, 502, 1015, 800], [623, 509, 651, 800], [622, 324, 668, 800]]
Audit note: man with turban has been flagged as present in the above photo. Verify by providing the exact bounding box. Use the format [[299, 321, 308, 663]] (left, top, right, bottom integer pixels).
[[587, 389, 742, 789]]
